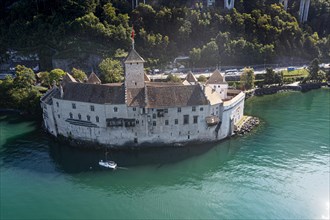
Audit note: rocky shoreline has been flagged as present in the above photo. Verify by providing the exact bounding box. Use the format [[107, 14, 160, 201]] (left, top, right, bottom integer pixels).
[[234, 116, 260, 136]]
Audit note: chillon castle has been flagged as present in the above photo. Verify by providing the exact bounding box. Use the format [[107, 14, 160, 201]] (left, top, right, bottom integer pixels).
[[41, 48, 245, 147]]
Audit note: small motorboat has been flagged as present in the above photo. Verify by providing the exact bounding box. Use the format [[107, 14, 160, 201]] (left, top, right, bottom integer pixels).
[[99, 160, 117, 169]]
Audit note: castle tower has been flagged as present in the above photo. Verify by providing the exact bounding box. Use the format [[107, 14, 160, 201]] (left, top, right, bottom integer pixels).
[[124, 26, 145, 89], [124, 49, 145, 89]]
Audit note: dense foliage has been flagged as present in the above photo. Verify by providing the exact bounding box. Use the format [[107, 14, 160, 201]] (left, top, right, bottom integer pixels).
[[71, 68, 87, 82], [98, 58, 123, 83], [0, 0, 329, 70], [305, 58, 326, 82], [240, 68, 255, 90], [0, 66, 42, 115], [166, 74, 181, 83], [263, 68, 283, 86]]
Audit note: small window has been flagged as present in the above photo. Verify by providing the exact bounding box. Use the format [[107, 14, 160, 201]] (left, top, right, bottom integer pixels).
[[90, 105, 94, 111], [78, 114, 81, 120], [153, 113, 156, 119], [69, 113, 73, 119], [165, 120, 169, 125], [164, 109, 168, 113], [72, 103, 76, 109], [153, 121, 156, 126], [192, 106, 196, 112], [175, 119, 178, 124], [183, 115, 189, 124], [56, 102, 59, 107], [114, 107, 118, 112], [87, 115, 90, 121], [193, 116, 198, 124], [200, 107, 203, 111], [218, 85, 221, 88], [214, 86, 216, 89], [177, 107, 181, 113], [96, 116, 99, 123], [133, 107, 136, 111], [58, 114, 60, 119]]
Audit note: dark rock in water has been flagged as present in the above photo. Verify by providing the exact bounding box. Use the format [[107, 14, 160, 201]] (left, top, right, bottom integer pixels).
[[234, 117, 260, 136]]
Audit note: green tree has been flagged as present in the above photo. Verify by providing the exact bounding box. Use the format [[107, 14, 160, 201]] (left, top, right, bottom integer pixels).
[[0, 75, 14, 107], [326, 69, 330, 81], [189, 48, 201, 67], [166, 74, 181, 83], [114, 49, 128, 59], [71, 68, 87, 82], [240, 68, 255, 90], [264, 67, 276, 85], [38, 71, 50, 87], [274, 71, 283, 86], [9, 87, 42, 114], [308, 58, 325, 82], [201, 40, 219, 67], [197, 75, 207, 83], [98, 58, 123, 83], [49, 69, 66, 85], [14, 65, 36, 89]]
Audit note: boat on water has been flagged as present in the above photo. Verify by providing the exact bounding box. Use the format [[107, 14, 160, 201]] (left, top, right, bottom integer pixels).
[[99, 160, 117, 169], [98, 151, 117, 169]]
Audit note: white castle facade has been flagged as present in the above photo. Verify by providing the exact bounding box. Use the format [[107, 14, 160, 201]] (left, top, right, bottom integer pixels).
[[40, 48, 245, 148]]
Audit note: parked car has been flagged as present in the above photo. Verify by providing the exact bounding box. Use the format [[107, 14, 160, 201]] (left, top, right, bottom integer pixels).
[[287, 67, 295, 71], [153, 69, 160, 74]]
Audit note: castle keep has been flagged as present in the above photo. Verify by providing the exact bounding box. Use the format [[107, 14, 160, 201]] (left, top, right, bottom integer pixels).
[[40, 48, 245, 147]]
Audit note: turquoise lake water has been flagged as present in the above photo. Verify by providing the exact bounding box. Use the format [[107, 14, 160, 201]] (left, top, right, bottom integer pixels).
[[0, 89, 329, 219]]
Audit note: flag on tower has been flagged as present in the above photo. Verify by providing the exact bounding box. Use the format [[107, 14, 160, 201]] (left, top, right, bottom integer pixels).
[[131, 25, 135, 40], [131, 25, 135, 49]]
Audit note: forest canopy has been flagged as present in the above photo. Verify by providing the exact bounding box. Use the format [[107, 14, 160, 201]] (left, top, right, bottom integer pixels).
[[0, 0, 329, 69]]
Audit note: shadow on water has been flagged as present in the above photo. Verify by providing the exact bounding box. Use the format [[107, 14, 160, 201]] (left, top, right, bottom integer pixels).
[[0, 112, 41, 125], [0, 129, 56, 173], [1, 113, 238, 175], [56, 141, 242, 194], [48, 141, 222, 173]]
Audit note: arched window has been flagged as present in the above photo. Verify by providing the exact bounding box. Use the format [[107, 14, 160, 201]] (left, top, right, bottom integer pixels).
[[96, 116, 99, 123], [78, 114, 81, 120], [87, 115, 90, 121], [69, 113, 73, 119], [114, 107, 118, 112]]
